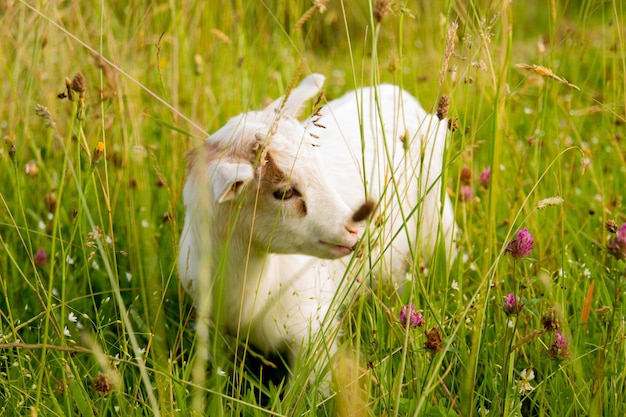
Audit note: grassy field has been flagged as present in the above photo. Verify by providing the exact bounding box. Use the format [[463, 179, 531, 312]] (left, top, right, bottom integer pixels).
[[1, 0, 626, 416]]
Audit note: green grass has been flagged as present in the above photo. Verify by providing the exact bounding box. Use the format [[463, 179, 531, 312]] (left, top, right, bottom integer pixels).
[[1, 0, 626, 415]]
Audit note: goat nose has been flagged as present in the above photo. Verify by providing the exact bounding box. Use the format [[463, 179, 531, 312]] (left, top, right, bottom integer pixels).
[[345, 223, 358, 235]]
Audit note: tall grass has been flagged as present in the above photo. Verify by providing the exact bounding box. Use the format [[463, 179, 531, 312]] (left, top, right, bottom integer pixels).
[[1, 0, 625, 416]]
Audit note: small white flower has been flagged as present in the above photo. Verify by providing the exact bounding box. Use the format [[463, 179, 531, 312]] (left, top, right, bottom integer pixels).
[[68, 312, 77, 323], [76, 321, 84, 330], [52, 288, 59, 297], [105, 235, 113, 245], [91, 260, 100, 270], [47, 213, 54, 221], [63, 326, 71, 337], [216, 367, 227, 377], [38, 221, 46, 230], [125, 272, 132, 282], [138, 347, 146, 355], [451, 280, 459, 291], [66, 255, 75, 265], [518, 368, 535, 394]]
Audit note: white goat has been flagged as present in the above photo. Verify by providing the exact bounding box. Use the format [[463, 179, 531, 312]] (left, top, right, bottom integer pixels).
[[178, 74, 457, 385]]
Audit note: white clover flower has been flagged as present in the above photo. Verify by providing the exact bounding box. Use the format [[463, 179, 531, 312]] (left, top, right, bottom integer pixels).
[[518, 368, 535, 395]]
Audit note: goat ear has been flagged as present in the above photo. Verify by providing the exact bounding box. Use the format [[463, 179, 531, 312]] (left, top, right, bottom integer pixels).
[[211, 161, 254, 203], [264, 74, 325, 118]]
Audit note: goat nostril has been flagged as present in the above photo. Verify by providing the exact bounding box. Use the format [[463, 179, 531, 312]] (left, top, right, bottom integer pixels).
[[345, 224, 358, 235]]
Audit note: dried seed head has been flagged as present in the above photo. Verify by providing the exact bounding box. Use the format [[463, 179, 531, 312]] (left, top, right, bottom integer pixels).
[[374, 0, 393, 23], [388, 52, 399, 75], [194, 54, 204, 75], [606, 219, 619, 234], [25, 160, 38, 177], [91, 373, 112, 395], [35, 104, 56, 129], [71, 73, 87, 96], [4, 136, 16, 160], [436, 94, 450, 120], [448, 117, 459, 132], [460, 166, 472, 185], [541, 308, 560, 331], [439, 20, 458, 87], [44, 192, 57, 213], [294, 0, 329, 32], [424, 326, 443, 354]]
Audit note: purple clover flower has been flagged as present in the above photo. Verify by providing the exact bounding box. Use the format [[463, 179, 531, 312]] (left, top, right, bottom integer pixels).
[[505, 228, 534, 259], [548, 332, 569, 359], [479, 166, 491, 189], [503, 293, 523, 316], [608, 224, 626, 260], [399, 304, 424, 328], [34, 248, 48, 267], [459, 185, 474, 202]]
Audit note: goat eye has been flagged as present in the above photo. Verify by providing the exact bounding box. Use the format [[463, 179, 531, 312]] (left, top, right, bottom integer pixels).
[[273, 188, 298, 200]]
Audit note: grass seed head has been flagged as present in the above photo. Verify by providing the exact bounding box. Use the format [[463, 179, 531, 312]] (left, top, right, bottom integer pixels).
[[447, 117, 459, 132], [437, 94, 450, 120], [439, 20, 458, 87], [374, 0, 393, 23]]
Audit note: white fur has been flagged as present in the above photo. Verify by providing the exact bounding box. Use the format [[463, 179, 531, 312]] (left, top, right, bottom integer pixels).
[[178, 74, 457, 385], [308, 83, 458, 280]]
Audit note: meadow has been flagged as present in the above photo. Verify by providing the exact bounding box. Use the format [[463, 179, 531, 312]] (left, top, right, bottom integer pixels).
[[1, 0, 625, 416]]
